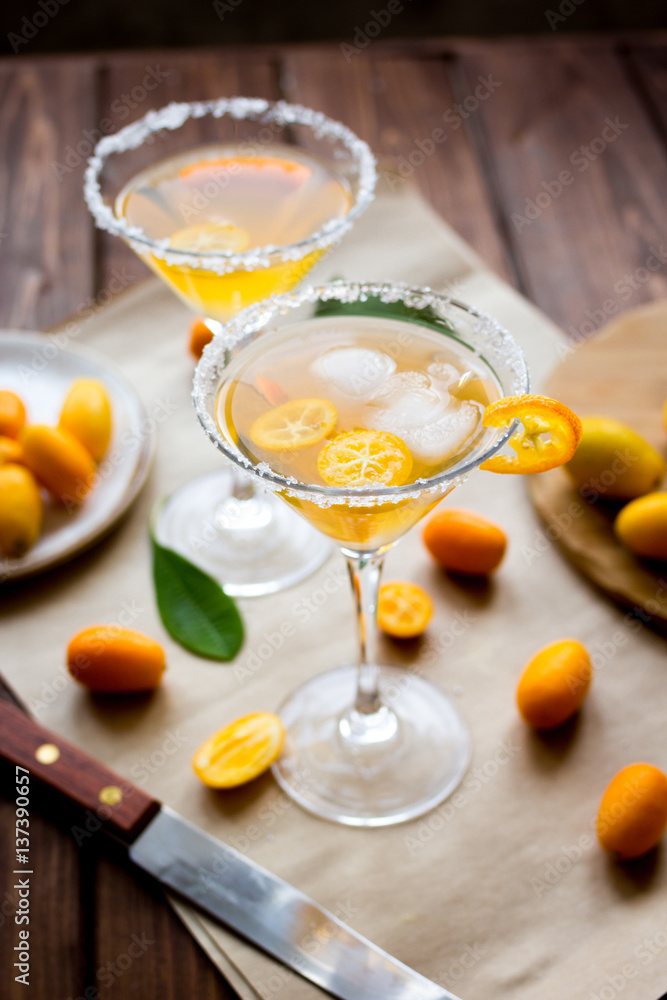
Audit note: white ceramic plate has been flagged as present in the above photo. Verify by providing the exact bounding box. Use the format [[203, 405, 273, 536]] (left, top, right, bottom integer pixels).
[[0, 331, 155, 582]]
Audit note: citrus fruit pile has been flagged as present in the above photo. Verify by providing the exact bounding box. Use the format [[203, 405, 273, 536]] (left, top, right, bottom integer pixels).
[[0, 380, 112, 559], [564, 413, 667, 562]]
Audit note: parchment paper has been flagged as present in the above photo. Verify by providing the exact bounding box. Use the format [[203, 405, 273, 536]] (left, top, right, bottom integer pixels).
[[3, 182, 667, 1000]]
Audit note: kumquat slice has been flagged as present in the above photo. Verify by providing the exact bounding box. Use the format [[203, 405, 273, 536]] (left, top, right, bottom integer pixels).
[[378, 581, 434, 639], [317, 429, 413, 488], [192, 712, 285, 789], [480, 395, 582, 475], [250, 398, 338, 451]]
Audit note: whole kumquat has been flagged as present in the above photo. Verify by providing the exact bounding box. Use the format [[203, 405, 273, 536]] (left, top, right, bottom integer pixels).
[[0, 464, 43, 558], [423, 508, 507, 576], [597, 764, 667, 859], [59, 378, 113, 462], [516, 639, 592, 730], [21, 424, 96, 505], [67, 626, 166, 693], [0, 390, 26, 439], [566, 416, 665, 499], [614, 492, 667, 561]]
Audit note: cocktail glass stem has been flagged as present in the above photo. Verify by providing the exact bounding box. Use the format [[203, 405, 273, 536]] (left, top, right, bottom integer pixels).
[[339, 551, 398, 745]]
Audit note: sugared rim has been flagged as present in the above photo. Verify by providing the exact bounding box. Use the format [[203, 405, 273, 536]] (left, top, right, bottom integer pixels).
[[192, 280, 530, 507], [84, 97, 377, 274]]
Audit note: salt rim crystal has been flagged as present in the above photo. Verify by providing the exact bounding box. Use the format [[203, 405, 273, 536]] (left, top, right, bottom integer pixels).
[[192, 280, 530, 509], [84, 98, 377, 275]]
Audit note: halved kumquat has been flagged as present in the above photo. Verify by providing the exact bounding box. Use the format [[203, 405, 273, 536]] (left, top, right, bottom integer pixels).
[[378, 581, 433, 639], [192, 712, 285, 789], [480, 394, 582, 475]]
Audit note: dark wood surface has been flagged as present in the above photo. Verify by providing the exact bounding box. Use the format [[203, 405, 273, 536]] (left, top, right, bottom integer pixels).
[[1, 34, 667, 999]]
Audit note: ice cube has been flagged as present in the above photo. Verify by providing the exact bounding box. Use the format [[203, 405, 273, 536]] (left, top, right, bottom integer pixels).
[[310, 347, 396, 398], [427, 361, 460, 386], [370, 371, 445, 423], [365, 369, 482, 463]]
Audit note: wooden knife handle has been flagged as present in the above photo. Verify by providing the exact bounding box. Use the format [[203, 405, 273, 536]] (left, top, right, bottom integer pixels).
[[0, 698, 160, 843]]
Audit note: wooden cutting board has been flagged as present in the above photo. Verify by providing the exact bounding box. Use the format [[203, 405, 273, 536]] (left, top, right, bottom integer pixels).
[[527, 299, 667, 635]]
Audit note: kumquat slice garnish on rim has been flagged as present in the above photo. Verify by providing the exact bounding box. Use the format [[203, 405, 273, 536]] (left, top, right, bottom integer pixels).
[[480, 394, 583, 475], [317, 429, 413, 488], [250, 398, 338, 451]]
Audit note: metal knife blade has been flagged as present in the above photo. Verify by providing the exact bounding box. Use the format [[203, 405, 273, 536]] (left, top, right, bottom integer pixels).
[[131, 807, 457, 1000]]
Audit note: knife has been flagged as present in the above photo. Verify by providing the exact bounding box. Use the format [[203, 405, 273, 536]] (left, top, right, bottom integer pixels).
[[0, 691, 459, 1000]]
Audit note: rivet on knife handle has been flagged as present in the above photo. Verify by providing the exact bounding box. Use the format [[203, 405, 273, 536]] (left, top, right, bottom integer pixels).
[[0, 699, 159, 843]]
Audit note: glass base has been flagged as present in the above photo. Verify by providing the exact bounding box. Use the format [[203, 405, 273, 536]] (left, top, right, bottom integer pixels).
[[271, 665, 471, 827], [154, 469, 332, 597]]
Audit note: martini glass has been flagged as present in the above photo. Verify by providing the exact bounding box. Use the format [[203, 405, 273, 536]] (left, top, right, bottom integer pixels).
[[84, 98, 376, 596], [194, 281, 529, 826]]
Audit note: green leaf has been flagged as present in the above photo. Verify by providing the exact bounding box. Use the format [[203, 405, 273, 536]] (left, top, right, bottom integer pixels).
[[151, 538, 244, 661], [314, 291, 455, 335]]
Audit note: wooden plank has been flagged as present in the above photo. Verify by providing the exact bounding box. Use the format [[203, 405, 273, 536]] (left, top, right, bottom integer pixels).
[[625, 43, 667, 139], [280, 48, 514, 283], [455, 39, 667, 337], [0, 59, 96, 330], [96, 51, 281, 293]]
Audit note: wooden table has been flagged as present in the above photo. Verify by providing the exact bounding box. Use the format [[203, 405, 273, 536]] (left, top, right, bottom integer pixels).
[[1, 34, 667, 999]]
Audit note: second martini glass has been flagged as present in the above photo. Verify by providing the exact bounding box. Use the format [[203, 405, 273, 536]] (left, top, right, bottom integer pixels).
[[194, 281, 529, 825], [84, 98, 376, 595]]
